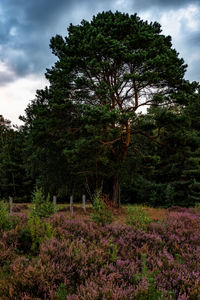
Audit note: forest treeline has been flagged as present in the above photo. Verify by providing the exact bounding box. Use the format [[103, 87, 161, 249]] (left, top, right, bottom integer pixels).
[[0, 11, 200, 207]]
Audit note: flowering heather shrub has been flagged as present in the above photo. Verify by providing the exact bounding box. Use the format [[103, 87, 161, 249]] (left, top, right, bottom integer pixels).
[[7, 236, 119, 298], [1, 207, 200, 299], [0, 215, 27, 268], [12, 205, 22, 213], [0, 229, 18, 267], [49, 214, 105, 242]]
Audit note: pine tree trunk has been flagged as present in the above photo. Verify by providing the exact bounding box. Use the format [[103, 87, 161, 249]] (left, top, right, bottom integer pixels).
[[112, 173, 120, 208]]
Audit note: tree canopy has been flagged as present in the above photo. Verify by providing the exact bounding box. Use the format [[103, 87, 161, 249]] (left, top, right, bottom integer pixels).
[[45, 11, 186, 204], [19, 11, 199, 207], [0, 115, 32, 201]]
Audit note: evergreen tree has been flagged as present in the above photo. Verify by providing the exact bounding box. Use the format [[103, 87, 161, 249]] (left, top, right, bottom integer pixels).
[[20, 88, 74, 197], [43, 11, 187, 206], [0, 115, 32, 201], [124, 83, 200, 207]]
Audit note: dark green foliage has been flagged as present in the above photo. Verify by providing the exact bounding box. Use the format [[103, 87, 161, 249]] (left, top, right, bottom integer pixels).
[[17, 226, 33, 254], [1, 11, 199, 208], [28, 216, 55, 254], [0, 115, 33, 200], [15, 187, 56, 255], [56, 283, 69, 300], [121, 85, 200, 207], [21, 11, 187, 205], [30, 187, 55, 218], [17, 217, 55, 255], [91, 190, 113, 225], [0, 201, 12, 231], [0, 200, 19, 231], [126, 205, 152, 229], [20, 88, 72, 197]]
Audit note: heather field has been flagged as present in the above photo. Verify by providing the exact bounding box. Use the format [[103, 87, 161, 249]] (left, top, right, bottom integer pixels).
[[0, 204, 200, 299]]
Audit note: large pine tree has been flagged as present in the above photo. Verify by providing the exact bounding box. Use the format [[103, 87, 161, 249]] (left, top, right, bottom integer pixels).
[[45, 11, 187, 205], [22, 11, 190, 206]]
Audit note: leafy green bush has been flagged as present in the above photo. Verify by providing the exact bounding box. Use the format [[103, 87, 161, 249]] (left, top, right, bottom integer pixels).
[[28, 216, 55, 254], [30, 187, 55, 218], [91, 190, 113, 226], [17, 187, 56, 255], [17, 216, 55, 255], [126, 205, 152, 230]]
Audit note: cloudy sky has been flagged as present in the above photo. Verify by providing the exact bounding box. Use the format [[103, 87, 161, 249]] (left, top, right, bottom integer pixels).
[[0, 0, 200, 125]]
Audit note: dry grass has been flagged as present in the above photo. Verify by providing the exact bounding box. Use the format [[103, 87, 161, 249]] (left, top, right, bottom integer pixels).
[[145, 207, 166, 221], [56, 204, 166, 224], [12, 203, 167, 224]]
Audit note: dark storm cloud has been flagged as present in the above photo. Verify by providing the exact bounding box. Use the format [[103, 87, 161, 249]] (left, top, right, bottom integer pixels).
[[0, 0, 82, 83], [1, 0, 73, 28], [172, 15, 200, 82], [133, 0, 199, 10], [0, 0, 200, 86], [0, 0, 115, 85]]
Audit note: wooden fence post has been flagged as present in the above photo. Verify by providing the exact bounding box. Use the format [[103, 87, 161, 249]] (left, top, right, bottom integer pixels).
[[9, 196, 13, 215], [53, 195, 57, 208], [82, 194, 86, 212], [70, 195, 73, 216]]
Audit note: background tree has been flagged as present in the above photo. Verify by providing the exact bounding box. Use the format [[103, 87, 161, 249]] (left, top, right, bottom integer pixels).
[[121, 82, 200, 207], [20, 88, 74, 198], [0, 115, 32, 201]]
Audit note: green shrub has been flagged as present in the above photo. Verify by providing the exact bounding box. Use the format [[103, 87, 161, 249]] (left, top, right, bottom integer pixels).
[[17, 216, 55, 255], [126, 205, 152, 230], [107, 239, 118, 263], [28, 216, 55, 254], [19, 187, 56, 255], [30, 187, 55, 218], [56, 283, 69, 300], [17, 226, 33, 254], [91, 190, 113, 226], [195, 202, 200, 210], [0, 200, 12, 231]]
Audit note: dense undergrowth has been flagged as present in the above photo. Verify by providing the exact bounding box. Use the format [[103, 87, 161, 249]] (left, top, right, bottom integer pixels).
[[0, 203, 200, 299]]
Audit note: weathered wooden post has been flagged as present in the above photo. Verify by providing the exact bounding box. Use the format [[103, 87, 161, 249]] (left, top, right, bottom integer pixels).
[[53, 195, 57, 208], [82, 194, 86, 212], [70, 195, 73, 216], [9, 196, 13, 215]]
